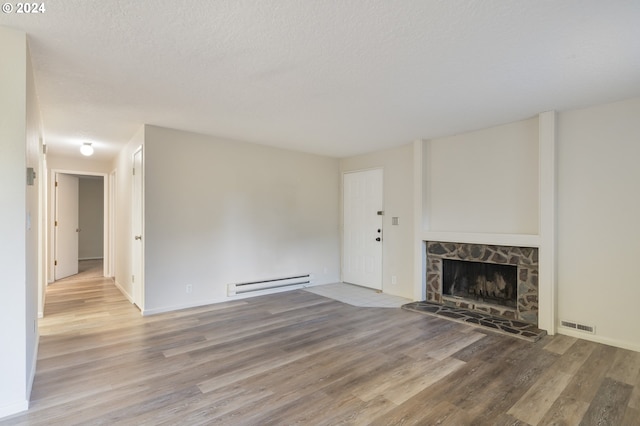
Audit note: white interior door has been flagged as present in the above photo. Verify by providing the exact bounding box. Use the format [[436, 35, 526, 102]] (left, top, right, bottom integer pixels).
[[55, 173, 79, 280], [132, 147, 144, 308], [343, 169, 383, 290]]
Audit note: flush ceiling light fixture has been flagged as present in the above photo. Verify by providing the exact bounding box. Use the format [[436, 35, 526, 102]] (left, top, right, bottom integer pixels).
[[80, 142, 94, 156]]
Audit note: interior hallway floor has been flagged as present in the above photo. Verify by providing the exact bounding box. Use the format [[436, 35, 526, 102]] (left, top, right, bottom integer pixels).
[[56, 259, 104, 282]]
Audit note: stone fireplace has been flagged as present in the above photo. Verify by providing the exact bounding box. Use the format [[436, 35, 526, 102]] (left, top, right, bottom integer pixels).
[[442, 259, 518, 308], [426, 241, 539, 325]]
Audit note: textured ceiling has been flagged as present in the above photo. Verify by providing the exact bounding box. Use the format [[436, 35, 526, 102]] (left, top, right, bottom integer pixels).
[[2, 0, 640, 161]]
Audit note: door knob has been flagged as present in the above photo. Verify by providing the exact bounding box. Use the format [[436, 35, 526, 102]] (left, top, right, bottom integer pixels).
[[134, 235, 142, 240]]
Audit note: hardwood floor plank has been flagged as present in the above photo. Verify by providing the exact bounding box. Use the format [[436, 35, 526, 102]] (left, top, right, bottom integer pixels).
[[560, 343, 618, 404], [352, 355, 440, 402], [143, 384, 275, 426], [536, 395, 591, 425], [484, 413, 532, 426], [451, 332, 507, 362], [372, 356, 499, 424], [423, 330, 486, 361], [579, 377, 633, 426], [378, 357, 466, 405], [317, 394, 397, 425], [630, 369, 640, 410], [550, 337, 597, 375], [607, 348, 640, 386], [622, 406, 640, 426], [461, 343, 559, 423], [507, 369, 573, 425], [402, 400, 464, 425], [543, 334, 578, 355]]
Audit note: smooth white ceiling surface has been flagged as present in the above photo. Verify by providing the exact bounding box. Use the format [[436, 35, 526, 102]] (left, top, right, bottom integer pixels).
[[2, 0, 640, 160]]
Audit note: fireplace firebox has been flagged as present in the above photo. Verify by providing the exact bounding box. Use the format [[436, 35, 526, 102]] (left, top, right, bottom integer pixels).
[[442, 259, 517, 308]]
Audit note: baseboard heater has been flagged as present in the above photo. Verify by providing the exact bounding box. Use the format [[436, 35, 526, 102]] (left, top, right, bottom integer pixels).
[[227, 274, 311, 296]]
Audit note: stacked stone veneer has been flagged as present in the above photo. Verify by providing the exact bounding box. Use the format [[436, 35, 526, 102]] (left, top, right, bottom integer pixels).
[[426, 241, 539, 325]]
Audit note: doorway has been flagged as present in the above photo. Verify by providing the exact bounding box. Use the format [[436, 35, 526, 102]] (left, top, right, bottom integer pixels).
[[342, 168, 383, 290], [51, 171, 110, 282], [54, 173, 79, 280]]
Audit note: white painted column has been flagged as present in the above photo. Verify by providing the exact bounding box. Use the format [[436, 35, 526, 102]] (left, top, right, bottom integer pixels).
[[413, 139, 426, 301], [538, 111, 557, 334]]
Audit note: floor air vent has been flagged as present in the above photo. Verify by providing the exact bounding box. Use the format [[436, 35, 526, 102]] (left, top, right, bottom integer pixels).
[[561, 320, 595, 334], [228, 274, 311, 296]]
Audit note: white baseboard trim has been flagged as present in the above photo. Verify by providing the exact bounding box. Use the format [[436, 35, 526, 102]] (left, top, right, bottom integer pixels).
[[38, 286, 47, 319], [78, 257, 104, 261], [113, 280, 134, 304], [142, 296, 230, 316], [0, 400, 29, 420], [142, 284, 308, 316], [557, 328, 640, 352], [26, 333, 39, 403]]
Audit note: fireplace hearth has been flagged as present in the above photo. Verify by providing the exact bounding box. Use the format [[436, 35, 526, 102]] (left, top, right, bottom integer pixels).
[[426, 241, 539, 325]]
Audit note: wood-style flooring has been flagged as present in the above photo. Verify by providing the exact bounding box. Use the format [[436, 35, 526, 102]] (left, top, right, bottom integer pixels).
[[2, 275, 640, 425]]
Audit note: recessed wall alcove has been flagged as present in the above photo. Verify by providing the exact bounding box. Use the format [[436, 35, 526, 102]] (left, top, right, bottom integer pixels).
[[414, 111, 556, 334]]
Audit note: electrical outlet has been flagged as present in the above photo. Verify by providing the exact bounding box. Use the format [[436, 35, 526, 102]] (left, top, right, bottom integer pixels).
[[391, 275, 397, 285], [186, 284, 193, 294], [323, 266, 328, 274]]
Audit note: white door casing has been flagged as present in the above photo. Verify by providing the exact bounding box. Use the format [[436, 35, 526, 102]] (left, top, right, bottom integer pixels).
[[132, 147, 144, 309], [343, 169, 383, 290], [55, 173, 79, 280]]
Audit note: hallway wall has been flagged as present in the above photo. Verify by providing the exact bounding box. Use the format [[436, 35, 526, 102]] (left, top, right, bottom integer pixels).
[[78, 177, 104, 259], [0, 27, 42, 418]]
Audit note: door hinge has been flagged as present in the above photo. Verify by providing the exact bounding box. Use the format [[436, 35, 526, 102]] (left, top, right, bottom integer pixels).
[[132, 168, 135, 176], [55, 181, 58, 187], [55, 220, 58, 227], [132, 275, 135, 283], [54, 260, 57, 266]]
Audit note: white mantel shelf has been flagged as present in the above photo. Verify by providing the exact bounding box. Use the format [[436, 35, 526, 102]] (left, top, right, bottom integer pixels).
[[420, 231, 540, 248]]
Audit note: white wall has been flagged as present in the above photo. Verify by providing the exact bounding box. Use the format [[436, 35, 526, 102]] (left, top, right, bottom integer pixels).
[[24, 41, 43, 408], [46, 156, 112, 174], [556, 97, 640, 351], [142, 125, 340, 313], [0, 27, 41, 419], [424, 117, 539, 234], [111, 125, 145, 301], [78, 177, 104, 259], [340, 144, 414, 298]]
